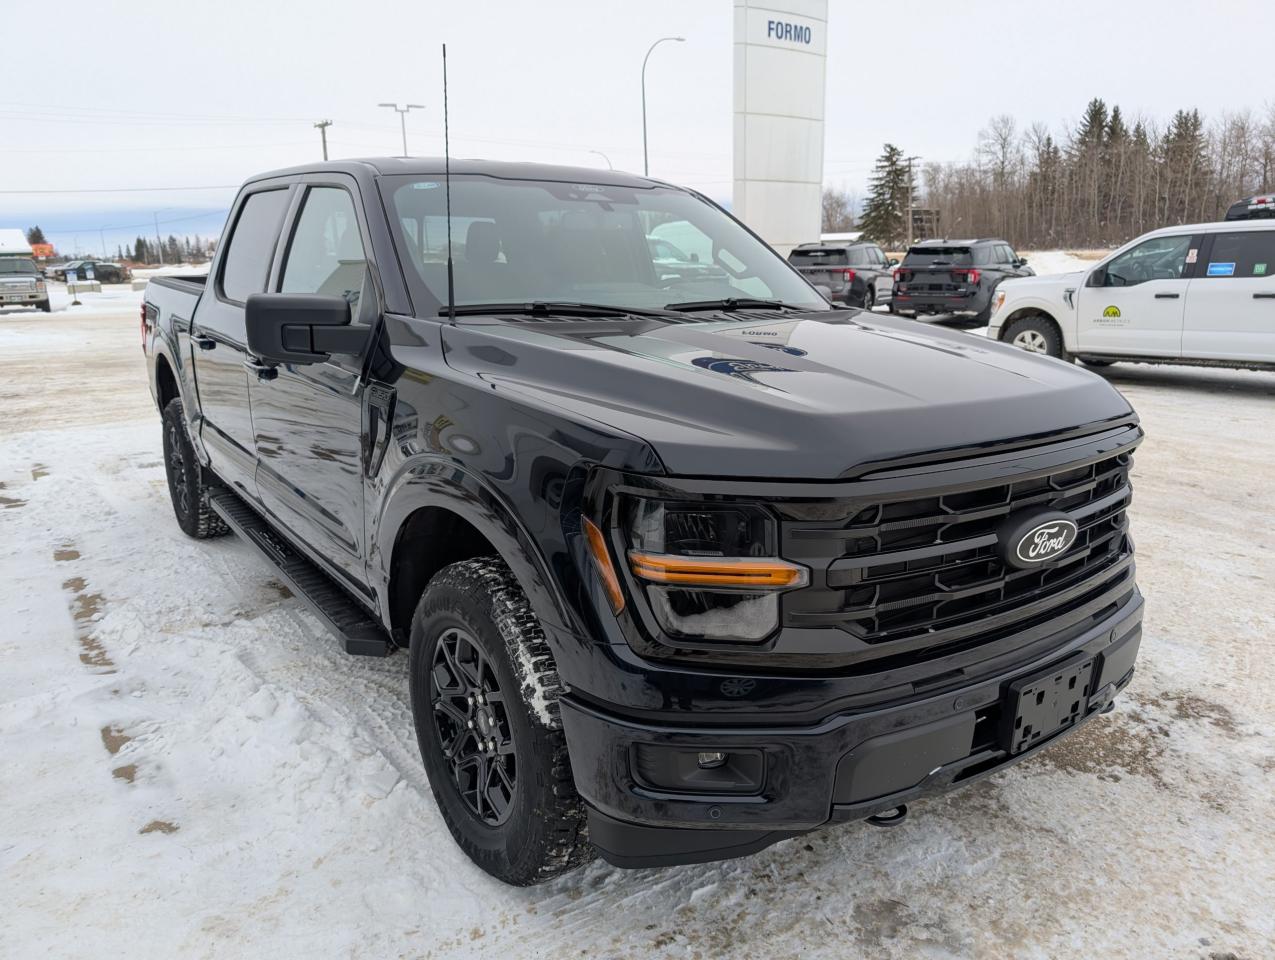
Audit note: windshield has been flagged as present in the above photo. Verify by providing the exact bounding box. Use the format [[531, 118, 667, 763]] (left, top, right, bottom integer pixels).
[[0, 258, 38, 276], [903, 246, 972, 267], [385, 175, 827, 313]]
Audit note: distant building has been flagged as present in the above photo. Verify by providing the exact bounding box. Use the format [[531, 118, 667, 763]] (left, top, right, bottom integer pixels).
[[0, 229, 33, 258], [910, 208, 941, 240]]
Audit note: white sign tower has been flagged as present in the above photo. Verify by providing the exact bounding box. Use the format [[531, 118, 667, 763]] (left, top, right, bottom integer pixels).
[[732, 0, 828, 256]]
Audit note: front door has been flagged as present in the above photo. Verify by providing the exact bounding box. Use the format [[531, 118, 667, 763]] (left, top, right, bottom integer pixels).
[[191, 186, 291, 495], [1182, 229, 1275, 362], [248, 181, 376, 594], [1074, 233, 1195, 356]]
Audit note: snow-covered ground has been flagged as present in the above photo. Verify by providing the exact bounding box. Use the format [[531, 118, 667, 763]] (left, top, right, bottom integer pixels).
[[2, 269, 1274, 959]]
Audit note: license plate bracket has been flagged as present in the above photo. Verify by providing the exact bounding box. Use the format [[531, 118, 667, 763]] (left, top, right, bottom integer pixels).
[[999, 654, 1095, 755]]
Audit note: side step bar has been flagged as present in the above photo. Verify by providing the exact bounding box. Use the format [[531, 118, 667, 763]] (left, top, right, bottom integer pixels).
[[208, 489, 392, 657]]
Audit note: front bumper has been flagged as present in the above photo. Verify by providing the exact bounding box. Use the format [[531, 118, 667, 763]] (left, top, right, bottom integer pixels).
[[561, 591, 1142, 868], [0, 288, 45, 305]]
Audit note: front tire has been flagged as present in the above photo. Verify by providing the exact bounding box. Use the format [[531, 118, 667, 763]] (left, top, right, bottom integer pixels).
[[161, 397, 228, 539], [37, 299, 51, 313], [409, 557, 591, 885], [1004, 314, 1068, 360]]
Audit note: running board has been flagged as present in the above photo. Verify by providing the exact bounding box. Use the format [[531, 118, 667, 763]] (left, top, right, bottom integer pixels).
[[208, 490, 392, 657]]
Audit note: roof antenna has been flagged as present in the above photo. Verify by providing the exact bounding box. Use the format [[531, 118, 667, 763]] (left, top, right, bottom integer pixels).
[[442, 42, 456, 323]]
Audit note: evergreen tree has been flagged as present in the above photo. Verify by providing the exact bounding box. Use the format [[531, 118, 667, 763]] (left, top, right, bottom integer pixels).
[[26, 225, 48, 245], [859, 144, 915, 247]]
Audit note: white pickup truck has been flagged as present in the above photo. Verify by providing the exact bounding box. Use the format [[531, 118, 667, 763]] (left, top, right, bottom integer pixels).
[[988, 220, 1275, 370]]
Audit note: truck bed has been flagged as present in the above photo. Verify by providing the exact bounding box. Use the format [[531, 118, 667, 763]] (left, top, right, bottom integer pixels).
[[147, 274, 208, 296]]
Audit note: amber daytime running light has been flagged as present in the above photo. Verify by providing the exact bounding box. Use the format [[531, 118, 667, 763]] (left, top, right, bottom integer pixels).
[[627, 552, 807, 589]]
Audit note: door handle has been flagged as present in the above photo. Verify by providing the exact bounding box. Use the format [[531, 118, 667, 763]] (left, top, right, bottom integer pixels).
[[1154, 292, 1180, 299], [244, 358, 278, 382], [192, 334, 217, 350], [1253, 292, 1275, 299]]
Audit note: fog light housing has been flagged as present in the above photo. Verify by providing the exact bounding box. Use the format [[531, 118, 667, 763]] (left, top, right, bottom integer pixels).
[[632, 744, 764, 795]]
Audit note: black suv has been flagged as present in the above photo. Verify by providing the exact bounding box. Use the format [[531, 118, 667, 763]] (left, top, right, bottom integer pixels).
[[143, 159, 1142, 885], [892, 238, 1033, 323], [787, 239, 896, 308], [1224, 194, 1275, 220]]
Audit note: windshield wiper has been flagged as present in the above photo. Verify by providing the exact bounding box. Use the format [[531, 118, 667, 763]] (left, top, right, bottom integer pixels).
[[442, 301, 678, 319], [664, 297, 806, 313]]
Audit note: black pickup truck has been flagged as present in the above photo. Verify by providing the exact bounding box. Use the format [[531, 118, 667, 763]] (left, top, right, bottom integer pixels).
[[144, 159, 1144, 885]]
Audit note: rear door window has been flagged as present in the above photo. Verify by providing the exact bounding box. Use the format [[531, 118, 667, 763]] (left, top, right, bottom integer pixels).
[[220, 189, 290, 303], [1201, 231, 1275, 279]]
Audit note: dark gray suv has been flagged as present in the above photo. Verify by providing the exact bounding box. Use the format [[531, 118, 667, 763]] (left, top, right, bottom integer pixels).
[[891, 238, 1033, 324], [788, 239, 896, 309]]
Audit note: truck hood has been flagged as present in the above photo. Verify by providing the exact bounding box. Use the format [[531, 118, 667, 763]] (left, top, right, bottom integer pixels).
[[441, 309, 1134, 479], [1000, 270, 1087, 300]]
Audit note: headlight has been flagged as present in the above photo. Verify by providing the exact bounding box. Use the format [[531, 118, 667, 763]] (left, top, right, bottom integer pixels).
[[623, 498, 806, 642], [992, 290, 1006, 314], [36, 280, 46, 292]]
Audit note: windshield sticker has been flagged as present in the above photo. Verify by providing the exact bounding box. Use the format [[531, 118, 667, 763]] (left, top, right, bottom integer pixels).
[[1186, 248, 1198, 264], [411, 182, 440, 190], [1254, 262, 1267, 276], [1207, 262, 1236, 277]]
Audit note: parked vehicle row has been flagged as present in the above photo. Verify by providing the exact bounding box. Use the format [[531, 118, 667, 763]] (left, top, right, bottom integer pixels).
[[990, 220, 1275, 369], [48, 259, 132, 283], [144, 157, 1143, 885]]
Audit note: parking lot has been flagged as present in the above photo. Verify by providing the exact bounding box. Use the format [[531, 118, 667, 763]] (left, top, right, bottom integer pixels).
[[2, 278, 1273, 959]]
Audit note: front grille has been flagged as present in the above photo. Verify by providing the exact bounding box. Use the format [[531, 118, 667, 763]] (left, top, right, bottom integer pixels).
[[782, 448, 1135, 658]]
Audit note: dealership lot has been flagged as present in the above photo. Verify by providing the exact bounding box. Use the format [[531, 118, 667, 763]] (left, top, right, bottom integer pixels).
[[1, 280, 1273, 958]]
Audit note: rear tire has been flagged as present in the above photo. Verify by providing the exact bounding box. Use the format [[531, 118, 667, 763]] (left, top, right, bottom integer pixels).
[[861, 286, 875, 309], [409, 557, 592, 885], [161, 397, 229, 539], [1003, 314, 1069, 360]]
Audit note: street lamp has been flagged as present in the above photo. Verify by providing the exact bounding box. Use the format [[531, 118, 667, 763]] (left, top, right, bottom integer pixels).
[[641, 36, 685, 176], [378, 102, 426, 157]]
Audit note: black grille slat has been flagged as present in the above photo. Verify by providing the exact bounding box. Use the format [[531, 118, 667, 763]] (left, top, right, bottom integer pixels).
[[782, 450, 1135, 657]]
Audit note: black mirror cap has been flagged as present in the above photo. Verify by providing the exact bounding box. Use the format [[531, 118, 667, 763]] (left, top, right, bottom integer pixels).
[[246, 293, 352, 365], [1087, 268, 1107, 288]]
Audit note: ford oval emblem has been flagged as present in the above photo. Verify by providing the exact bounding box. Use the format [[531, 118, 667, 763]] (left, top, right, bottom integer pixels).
[[998, 511, 1079, 569]]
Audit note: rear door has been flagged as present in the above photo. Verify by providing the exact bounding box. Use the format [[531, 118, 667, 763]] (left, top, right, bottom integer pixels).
[[1182, 228, 1275, 362], [1074, 233, 1196, 356], [191, 185, 292, 495], [247, 178, 377, 594], [867, 245, 893, 297]]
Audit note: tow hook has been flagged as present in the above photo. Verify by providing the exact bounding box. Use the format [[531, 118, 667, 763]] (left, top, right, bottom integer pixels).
[[865, 805, 908, 828]]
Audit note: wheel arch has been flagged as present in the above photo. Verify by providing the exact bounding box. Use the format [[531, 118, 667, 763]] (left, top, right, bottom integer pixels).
[[376, 458, 577, 645], [154, 352, 180, 411], [1000, 307, 1062, 342]]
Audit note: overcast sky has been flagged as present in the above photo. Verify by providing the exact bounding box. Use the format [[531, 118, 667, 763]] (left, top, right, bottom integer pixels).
[[2, 0, 1270, 254]]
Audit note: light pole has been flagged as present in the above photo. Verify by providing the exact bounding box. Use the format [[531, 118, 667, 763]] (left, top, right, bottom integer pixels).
[[378, 103, 425, 157], [314, 119, 333, 160], [904, 154, 921, 246], [588, 149, 614, 170], [641, 36, 684, 177]]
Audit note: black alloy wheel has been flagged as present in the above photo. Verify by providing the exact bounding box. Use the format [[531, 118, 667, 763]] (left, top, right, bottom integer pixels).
[[430, 626, 517, 826]]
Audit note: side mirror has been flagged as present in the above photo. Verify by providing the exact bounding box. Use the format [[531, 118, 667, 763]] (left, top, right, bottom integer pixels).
[[887, 257, 899, 266], [689, 252, 700, 263], [1016, 257, 1028, 266], [1087, 268, 1106, 288], [245, 293, 362, 365]]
